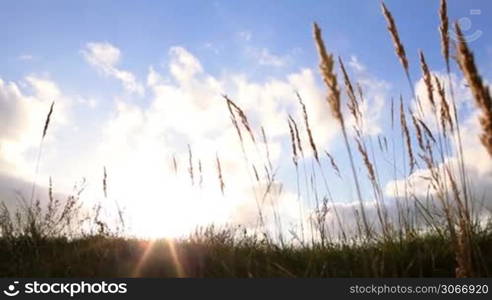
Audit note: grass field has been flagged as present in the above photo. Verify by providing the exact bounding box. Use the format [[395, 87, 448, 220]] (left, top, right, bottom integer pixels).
[[1, 228, 492, 277]]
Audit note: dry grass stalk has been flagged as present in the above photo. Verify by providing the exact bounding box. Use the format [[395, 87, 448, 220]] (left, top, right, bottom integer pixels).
[[198, 159, 203, 188], [381, 3, 409, 74], [339, 57, 361, 125], [216, 153, 225, 195], [188, 144, 194, 186], [446, 168, 465, 219], [172, 155, 178, 175], [324, 151, 341, 178], [419, 51, 436, 110], [288, 115, 304, 158], [252, 164, 260, 182], [418, 119, 436, 144], [287, 118, 298, 167], [103, 166, 108, 198], [399, 96, 415, 173], [101, 166, 124, 229], [439, 3, 469, 213], [262, 165, 272, 183], [411, 114, 425, 151], [313, 22, 370, 237], [223, 96, 264, 226], [226, 98, 244, 145], [419, 140, 435, 172], [223, 95, 256, 144], [355, 132, 388, 235], [313, 23, 343, 124], [455, 23, 492, 157], [434, 75, 454, 133], [377, 135, 386, 153], [261, 126, 274, 174], [378, 135, 384, 153], [296, 91, 319, 163], [30, 101, 56, 204], [356, 138, 376, 183], [42, 101, 55, 139], [439, 0, 450, 72], [288, 114, 308, 243], [357, 83, 364, 104]]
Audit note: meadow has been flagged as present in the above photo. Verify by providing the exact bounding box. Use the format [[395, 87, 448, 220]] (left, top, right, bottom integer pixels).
[[1, 0, 491, 277]]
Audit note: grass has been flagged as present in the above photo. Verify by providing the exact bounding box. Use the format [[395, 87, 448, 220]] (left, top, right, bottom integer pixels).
[[1, 227, 491, 277], [1, 0, 492, 277]]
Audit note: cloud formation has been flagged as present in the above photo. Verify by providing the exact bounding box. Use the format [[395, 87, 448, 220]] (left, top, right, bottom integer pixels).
[[0, 76, 68, 179], [82, 42, 144, 96]]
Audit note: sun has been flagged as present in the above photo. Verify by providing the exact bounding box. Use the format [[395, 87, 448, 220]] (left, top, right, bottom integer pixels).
[[106, 171, 231, 239]]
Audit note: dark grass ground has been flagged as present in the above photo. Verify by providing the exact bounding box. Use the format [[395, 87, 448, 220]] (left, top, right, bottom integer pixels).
[[1, 232, 491, 277]]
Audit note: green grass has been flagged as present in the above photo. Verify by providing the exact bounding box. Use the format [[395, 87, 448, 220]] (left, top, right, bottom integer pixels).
[[1, 228, 491, 277]]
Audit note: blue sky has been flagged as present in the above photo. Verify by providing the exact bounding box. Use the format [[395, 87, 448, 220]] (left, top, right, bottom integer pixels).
[[1, 0, 492, 237], [3, 1, 491, 89]]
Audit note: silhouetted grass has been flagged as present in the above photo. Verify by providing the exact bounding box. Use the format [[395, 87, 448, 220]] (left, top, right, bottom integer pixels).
[[1, 226, 491, 277]]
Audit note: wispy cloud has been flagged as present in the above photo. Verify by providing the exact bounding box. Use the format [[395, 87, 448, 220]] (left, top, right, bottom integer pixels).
[[82, 42, 144, 96], [0, 75, 68, 178], [247, 47, 289, 67]]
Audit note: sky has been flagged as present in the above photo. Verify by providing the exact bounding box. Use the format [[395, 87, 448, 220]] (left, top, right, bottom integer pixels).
[[1, 0, 492, 238]]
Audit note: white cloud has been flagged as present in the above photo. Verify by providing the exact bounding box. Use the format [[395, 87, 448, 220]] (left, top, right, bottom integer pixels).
[[169, 46, 204, 83], [0, 75, 69, 182], [347, 56, 366, 73], [82, 42, 144, 96], [83, 42, 120, 69], [247, 47, 288, 67], [76, 96, 97, 109]]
